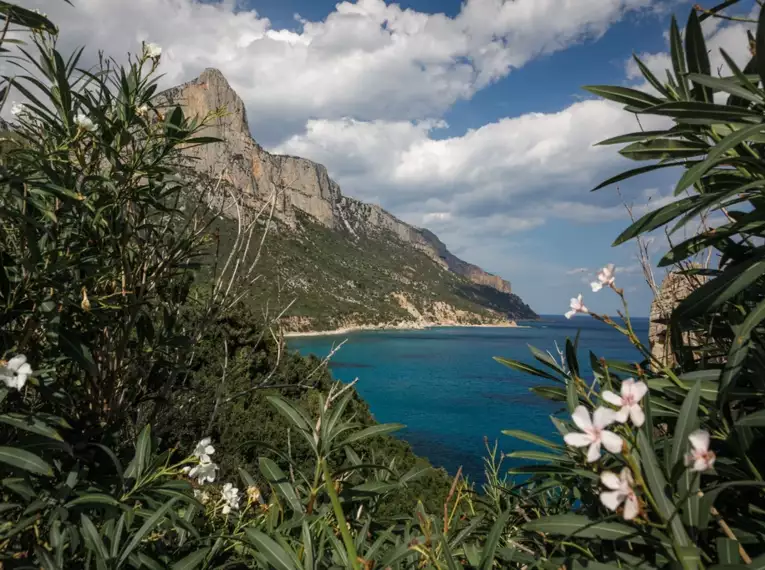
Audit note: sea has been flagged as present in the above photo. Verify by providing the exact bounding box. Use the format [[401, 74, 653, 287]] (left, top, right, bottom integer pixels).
[[288, 315, 649, 482]]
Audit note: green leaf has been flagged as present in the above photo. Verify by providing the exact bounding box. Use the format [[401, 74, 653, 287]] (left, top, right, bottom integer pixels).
[[674, 252, 765, 320], [238, 467, 257, 488], [80, 514, 109, 562], [0, 446, 53, 477], [735, 409, 765, 426], [583, 85, 662, 108], [479, 509, 510, 570], [341, 423, 404, 445], [716, 538, 740, 565], [637, 431, 691, 547], [720, 297, 765, 402], [670, 382, 701, 469], [117, 497, 178, 566], [171, 548, 210, 570], [493, 356, 562, 382], [501, 430, 563, 450], [619, 138, 708, 161], [259, 457, 303, 513], [685, 73, 762, 105], [125, 424, 152, 480], [643, 101, 760, 123], [592, 162, 686, 192], [66, 494, 121, 509], [267, 395, 312, 433], [399, 463, 432, 484], [245, 529, 297, 570], [59, 332, 99, 379], [756, 0, 765, 88], [685, 10, 712, 102], [614, 195, 698, 245], [632, 53, 670, 98], [0, 413, 63, 441], [523, 514, 661, 545], [505, 450, 565, 463], [670, 15, 689, 99]]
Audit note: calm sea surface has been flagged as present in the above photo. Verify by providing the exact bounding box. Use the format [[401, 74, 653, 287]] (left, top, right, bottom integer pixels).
[[288, 315, 649, 481]]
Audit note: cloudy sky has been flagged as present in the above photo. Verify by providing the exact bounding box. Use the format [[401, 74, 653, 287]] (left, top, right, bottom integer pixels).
[[31, 0, 757, 316]]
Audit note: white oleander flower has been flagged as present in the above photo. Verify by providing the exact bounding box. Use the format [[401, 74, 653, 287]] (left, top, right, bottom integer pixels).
[[600, 467, 639, 521], [686, 430, 716, 472], [246, 485, 262, 504], [193, 437, 215, 463], [193, 489, 211, 504], [137, 103, 149, 115], [74, 112, 96, 132], [565, 294, 588, 319], [591, 264, 616, 292], [188, 461, 218, 485], [10, 102, 25, 116], [221, 482, 240, 514], [144, 42, 162, 59], [0, 355, 33, 390], [602, 378, 648, 427], [564, 405, 622, 462]]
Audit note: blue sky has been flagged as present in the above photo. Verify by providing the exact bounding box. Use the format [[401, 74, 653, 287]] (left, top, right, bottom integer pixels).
[[38, 0, 757, 316]]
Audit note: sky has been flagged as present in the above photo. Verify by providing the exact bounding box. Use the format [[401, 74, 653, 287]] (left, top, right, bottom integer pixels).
[[26, 0, 758, 316]]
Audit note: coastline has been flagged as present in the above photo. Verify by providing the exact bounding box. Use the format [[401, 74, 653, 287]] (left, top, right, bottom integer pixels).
[[282, 320, 530, 338]]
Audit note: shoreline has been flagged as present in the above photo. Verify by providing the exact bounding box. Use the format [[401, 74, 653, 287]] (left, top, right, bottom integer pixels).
[[283, 321, 531, 338]]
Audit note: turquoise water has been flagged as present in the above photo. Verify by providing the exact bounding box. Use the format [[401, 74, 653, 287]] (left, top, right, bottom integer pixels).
[[289, 315, 649, 481]]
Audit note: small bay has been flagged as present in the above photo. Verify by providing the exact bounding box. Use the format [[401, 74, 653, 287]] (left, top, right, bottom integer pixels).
[[289, 315, 649, 481]]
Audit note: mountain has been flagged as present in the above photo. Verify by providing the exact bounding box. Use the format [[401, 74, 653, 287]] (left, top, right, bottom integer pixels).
[[161, 69, 536, 331]]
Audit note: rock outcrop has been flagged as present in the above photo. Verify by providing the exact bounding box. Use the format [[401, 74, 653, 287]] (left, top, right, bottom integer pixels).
[[160, 68, 512, 294], [649, 270, 706, 368]]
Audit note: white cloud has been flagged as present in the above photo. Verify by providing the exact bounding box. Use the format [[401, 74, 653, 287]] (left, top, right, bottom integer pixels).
[[32, 0, 663, 144], [274, 99, 670, 234]]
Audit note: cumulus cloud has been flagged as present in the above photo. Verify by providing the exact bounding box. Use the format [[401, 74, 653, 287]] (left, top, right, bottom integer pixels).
[[274, 99, 670, 233], [32, 0, 663, 143]]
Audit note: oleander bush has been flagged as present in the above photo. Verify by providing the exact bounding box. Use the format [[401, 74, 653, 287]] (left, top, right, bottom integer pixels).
[[3, 0, 765, 568]]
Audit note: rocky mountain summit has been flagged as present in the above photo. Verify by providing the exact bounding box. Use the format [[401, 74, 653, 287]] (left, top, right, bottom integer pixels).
[[161, 69, 535, 330]]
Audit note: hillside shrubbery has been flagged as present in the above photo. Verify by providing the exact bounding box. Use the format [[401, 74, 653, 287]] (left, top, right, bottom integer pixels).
[[2, 0, 765, 568]]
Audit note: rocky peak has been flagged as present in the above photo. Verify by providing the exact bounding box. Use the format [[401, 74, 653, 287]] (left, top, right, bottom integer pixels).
[[159, 69, 518, 298]]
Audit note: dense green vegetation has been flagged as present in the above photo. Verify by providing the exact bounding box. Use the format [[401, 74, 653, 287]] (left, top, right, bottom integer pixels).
[[206, 208, 536, 331], [2, 1, 765, 568]]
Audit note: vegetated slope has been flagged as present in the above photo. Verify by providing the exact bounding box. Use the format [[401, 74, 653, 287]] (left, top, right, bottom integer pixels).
[[162, 68, 537, 331]]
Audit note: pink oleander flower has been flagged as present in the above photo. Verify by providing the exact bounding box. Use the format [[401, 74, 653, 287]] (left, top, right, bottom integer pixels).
[[686, 430, 716, 472], [600, 467, 639, 521], [602, 378, 648, 427], [591, 264, 616, 292], [564, 405, 623, 462], [565, 294, 588, 319]]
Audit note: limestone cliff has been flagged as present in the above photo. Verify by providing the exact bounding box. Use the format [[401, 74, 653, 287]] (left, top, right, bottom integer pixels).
[[160, 68, 513, 294]]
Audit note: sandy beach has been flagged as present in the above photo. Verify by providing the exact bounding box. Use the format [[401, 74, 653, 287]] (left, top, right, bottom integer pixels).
[[282, 320, 528, 338]]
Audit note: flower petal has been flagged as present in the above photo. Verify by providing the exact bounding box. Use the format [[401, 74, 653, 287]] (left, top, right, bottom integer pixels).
[[571, 406, 592, 431], [564, 432, 592, 448], [593, 406, 616, 429], [601, 430, 623, 454], [614, 407, 629, 424], [600, 471, 621, 490], [601, 390, 622, 407], [586, 441, 602, 463], [599, 490, 623, 511], [16, 363, 32, 376], [692, 457, 708, 472], [689, 430, 710, 452], [564, 310, 576, 320], [631, 381, 648, 402], [619, 467, 634, 487], [629, 405, 645, 427], [591, 281, 603, 293], [7, 355, 27, 370], [623, 494, 639, 520]]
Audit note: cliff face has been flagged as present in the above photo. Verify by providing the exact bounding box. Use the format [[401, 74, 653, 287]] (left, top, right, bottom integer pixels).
[[160, 68, 513, 294]]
